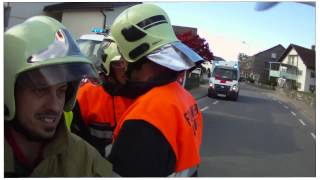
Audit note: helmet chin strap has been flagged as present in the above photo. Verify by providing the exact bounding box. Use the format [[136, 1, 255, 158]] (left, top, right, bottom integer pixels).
[[10, 118, 59, 142]]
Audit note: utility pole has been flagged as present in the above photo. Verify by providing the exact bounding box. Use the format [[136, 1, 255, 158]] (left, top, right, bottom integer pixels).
[[4, 2, 11, 31]]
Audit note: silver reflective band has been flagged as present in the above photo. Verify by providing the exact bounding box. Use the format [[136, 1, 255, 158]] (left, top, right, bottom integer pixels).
[[89, 128, 113, 139], [168, 166, 198, 177], [112, 171, 122, 177], [147, 43, 195, 71], [105, 144, 113, 158]]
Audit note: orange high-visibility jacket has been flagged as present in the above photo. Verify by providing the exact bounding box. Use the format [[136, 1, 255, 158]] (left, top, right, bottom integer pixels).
[[113, 82, 203, 173], [77, 82, 134, 128]]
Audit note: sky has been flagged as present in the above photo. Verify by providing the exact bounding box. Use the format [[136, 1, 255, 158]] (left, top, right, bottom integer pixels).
[[151, 2, 316, 61]]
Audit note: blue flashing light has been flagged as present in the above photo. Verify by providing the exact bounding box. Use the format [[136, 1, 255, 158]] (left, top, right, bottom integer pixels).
[[233, 65, 238, 69], [91, 27, 105, 33], [215, 62, 219, 66]]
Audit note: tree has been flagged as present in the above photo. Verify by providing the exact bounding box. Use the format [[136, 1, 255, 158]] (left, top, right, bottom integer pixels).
[[238, 53, 249, 62], [176, 31, 214, 62]]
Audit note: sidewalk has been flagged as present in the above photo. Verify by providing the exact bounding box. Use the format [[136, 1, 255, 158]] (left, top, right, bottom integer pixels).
[[188, 84, 208, 100], [245, 83, 316, 125]]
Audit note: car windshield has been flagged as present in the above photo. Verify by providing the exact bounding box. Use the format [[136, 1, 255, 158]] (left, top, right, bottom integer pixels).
[[213, 67, 237, 80]]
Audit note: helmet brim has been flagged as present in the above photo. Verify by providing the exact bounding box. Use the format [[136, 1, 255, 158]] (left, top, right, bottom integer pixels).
[[16, 61, 98, 90]]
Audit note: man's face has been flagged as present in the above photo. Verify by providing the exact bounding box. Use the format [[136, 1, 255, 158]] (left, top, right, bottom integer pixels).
[[111, 58, 127, 85], [127, 60, 154, 82], [15, 81, 67, 140]]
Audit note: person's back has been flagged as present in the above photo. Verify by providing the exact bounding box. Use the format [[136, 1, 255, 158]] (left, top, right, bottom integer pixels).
[[108, 4, 203, 177], [112, 81, 202, 176], [4, 16, 112, 177], [71, 37, 134, 157]]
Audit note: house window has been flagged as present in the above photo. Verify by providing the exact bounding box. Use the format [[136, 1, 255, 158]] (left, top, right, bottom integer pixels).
[[309, 85, 315, 93], [288, 55, 298, 65], [296, 82, 301, 89], [311, 71, 315, 78], [271, 53, 277, 59]]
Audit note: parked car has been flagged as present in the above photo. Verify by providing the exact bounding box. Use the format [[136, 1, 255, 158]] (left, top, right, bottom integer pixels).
[[191, 67, 202, 76], [201, 60, 213, 75]]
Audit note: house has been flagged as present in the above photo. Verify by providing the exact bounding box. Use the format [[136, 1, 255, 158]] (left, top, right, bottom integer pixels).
[[269, 44, 315, 92], [4, 2, 57, 31], [239, 45, 285, 82], [173, 25, 197, 35], [6, 2, 199, 41], [5, 2, 141, 38], [43, 2, 141, 38], [251, 44, 286, 83], [239, 56, 254, 79]]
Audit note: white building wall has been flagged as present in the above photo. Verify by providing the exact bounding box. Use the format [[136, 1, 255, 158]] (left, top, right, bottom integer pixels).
[[104, 5, 133, 28], [281, 48, 308, 91], [305, 69, 315, 92], [61, 5, 134, 39], [5, 2, 56, 30], [61, 11, 104, 39]]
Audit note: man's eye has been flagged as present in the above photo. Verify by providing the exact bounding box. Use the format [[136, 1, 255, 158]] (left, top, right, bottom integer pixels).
[[33, 88, 47, 96], [58, 87, 67, 94], [57, 86, 68, 97]]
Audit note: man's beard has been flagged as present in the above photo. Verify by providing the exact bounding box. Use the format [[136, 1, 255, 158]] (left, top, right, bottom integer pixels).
[[115, 73, 179, 99], [10, 118, 61, 142]]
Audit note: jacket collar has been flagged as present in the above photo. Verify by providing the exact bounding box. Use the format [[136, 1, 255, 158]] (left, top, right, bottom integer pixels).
[[42, 120, 70, 157]]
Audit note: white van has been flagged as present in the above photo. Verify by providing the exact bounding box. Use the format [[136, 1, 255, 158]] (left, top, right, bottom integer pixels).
[[208, 61, 240, 100]]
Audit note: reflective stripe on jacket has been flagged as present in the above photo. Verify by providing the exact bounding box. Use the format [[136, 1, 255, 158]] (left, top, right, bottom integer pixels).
[[113, 82, 203, 174]]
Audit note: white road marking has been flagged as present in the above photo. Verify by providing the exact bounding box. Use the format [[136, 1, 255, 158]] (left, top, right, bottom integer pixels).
[[212, 101, 219, 105], [291, 111, 296, 116], [311, 133, 316, 140], [200, 106, 209, 112], [284, 105, 289, 109], [298, 119, 306, 126], [278, 101, 282, 105]]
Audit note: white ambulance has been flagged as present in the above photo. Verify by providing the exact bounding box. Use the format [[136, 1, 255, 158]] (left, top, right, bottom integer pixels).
[[208, 61, 240, 101]]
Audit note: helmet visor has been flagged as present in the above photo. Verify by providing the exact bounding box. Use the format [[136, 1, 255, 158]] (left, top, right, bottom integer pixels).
[[16, 63, 98, 90], [147, 42, 203, 71], [27, 28, 83, 63], [171, 41, 204, 64]]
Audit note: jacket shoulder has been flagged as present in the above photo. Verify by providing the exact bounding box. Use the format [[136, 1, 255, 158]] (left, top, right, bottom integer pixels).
[[66, 133, 113, 177]]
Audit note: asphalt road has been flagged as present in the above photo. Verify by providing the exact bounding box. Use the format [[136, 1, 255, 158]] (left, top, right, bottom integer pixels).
[[197, 83, 316, 177]]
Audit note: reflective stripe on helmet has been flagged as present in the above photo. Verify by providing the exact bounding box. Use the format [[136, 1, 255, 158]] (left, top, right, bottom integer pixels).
[[137, 15, 168, 30], [121, 15, 168, 43]]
